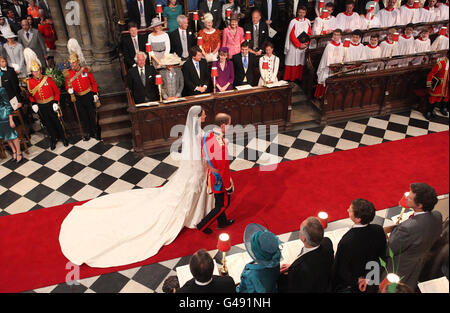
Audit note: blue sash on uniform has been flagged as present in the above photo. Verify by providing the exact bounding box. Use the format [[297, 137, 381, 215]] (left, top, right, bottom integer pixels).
[[203, 131, 223, 192]]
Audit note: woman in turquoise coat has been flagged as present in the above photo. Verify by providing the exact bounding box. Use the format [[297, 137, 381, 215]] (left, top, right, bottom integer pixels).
[[0, 86, 22, 162], [236, 223, 282, 293], [163, 0, 183, 33]]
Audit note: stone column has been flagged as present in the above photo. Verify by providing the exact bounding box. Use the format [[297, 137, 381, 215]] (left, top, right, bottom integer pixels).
[[48, 0, 69, 63], [78, 0, 94, 64], [84, 0, 116, 64]]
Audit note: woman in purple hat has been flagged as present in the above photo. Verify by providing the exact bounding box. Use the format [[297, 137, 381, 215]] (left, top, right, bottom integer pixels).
[[212, 47, 234, 92]]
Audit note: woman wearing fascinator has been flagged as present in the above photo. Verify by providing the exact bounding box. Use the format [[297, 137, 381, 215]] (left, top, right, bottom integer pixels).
[[59, 106, 215, 268]]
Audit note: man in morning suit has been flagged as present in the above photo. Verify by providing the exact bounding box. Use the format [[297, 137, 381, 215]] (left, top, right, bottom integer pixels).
[[244, 8, 268, 56], [196, 113, 234, 235], [121, 21, 147, 69], [181, 46, 211, 96], [65, 52, 100, 141], [127, 52, 160, 104], [10, 0, 28, 21], [384, 182, 443, 290], [127, 0, 156, 29], [332, 199, 387, 293], [232, 41, 258, 87], [169, 15, 196, 60], [178, 249, 236, 293], [17, 19, 47, 70], [199, 0, 222, 29], [278, 217, 334, 292]]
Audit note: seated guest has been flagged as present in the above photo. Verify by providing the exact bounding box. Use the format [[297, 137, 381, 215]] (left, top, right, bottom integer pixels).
[[212, 47, 234, 92], [163, 0, 183, 33], [162, 275, 179, 293], [384, 183, 442, 290], [283, 6, 311, 82], [127, 0, 155, 29], [199, 0, 222, 30], [335, 1, 362, 33], [121, 22, 146, 69], [332, 199, 386, 293], [147, 17, 171, 67], [258, 41, 279, 86], [222, 0, 241, 28], [312, 2, 337, 36], [344, 29, 366, 62], [399, 0, 422, 25], [159, 53, 184, 100], [182, 46, 211, 96], [198, 13, 221, 62], [222, 13, 244, 58], [420, 0, 441, 23], [127, 52, 160, 104], [244, 9, 268, 56], [232, 41, 258, 86], [315, 29, 344, 98], [364, 34, 382, 71], [169, 15, 196, 60], [412, 27, 432, 65], [278, 217, 334, 293], [376, 0, 400, 28], [237, 223, 281, 293], [398, 23, 415, 67], [178, 249, 236, 293]]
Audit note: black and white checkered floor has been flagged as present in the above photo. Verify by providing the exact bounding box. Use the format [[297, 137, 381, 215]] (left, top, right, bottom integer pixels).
[[1, 108, 448, 293]]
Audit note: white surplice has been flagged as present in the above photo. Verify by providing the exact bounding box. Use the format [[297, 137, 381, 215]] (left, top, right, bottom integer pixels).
[[431, 35, 449, 51], [398, 5, 422, 25], [412, 37, 431, 65], [377, 7, 401, 27], [438, 3, 449, 20], [317, 40, 344, 85], [344, 41, 366, 62], [364, 44, 382, 71], [420, 6, 441, 23], [284, 17, 312, 67], [335, 11, 362, 31], [59, 106, 215, 268], [397, 34, 416, 67]]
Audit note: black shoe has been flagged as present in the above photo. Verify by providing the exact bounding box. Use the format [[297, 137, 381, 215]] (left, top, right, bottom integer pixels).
[[202, 227, 213, 234], [218, 219, 234, 229], [439, 106, 449, 116], [83, 134, 90, 141], [425, 111, 433, 120], [50, 141, 56, 150], [63, 138, 69, 147]]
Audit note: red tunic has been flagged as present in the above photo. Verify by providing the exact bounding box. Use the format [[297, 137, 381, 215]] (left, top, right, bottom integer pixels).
[[65, 67, 98, 95], [38, 22, 56, 50], [202, 130, 233, 194], [427, 57, 449, 103], [27, 76, 60, 104]]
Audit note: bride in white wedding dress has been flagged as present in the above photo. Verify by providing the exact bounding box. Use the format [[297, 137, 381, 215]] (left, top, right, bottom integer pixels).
[[59, 106, 214, 268]]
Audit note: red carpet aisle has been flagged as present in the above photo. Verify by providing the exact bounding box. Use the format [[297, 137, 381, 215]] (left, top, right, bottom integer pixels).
[[0, 132, 448, 293]]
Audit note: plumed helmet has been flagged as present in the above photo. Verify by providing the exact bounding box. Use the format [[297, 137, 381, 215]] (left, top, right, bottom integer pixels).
[[24, 48, 42, 73], [67, 38, 85, 64]]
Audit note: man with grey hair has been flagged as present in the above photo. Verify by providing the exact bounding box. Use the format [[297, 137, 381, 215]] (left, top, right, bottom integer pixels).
[[278, 217, 334, 292], [17, 19, 47, 69], [169, 15, 195, 60], [127, 51, 159, 104]]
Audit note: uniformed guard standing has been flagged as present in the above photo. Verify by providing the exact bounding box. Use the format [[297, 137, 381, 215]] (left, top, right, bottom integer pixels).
[[425, 52, 449, 119], [28, 60, 68, 150]]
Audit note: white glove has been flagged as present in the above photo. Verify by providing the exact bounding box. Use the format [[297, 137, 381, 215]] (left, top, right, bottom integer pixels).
[[68, 88, 74, 94], [53, 103, 59, 112], [32, 104, 39, 113], [94, 95, 99, 102]]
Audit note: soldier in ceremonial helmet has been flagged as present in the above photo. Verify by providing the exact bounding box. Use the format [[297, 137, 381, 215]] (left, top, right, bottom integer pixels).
[[27, 59, 68, 150]]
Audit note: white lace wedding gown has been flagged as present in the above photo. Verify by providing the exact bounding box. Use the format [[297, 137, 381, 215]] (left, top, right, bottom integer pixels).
[[59, 106, 214, 268]]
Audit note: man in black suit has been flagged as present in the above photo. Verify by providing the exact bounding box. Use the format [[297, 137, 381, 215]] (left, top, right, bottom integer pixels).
[[127, 52, 160, 104], [9, 0, 27, 21], [178, 249, 236, 293], [332, 199, 387, 293], [182, 46, 211, 96], [6, 9, 21, 34], [244, 8, 268, 56], [278, 217, 334, 293], [127, 0, 156, 29], [232, 41, 258, 87], [255, 0, 280, 29], [198, 0, 222, 29], [169, 14, 196, 60], [121, 22, 147, 69]]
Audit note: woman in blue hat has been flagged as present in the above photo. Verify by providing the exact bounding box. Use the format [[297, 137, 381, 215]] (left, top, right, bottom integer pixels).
[[237, 223, 282, 293]]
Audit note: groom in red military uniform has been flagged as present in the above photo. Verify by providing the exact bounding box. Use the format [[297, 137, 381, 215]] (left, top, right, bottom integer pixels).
[[197, 113, 234, 235], [425, 51, 449, 119]]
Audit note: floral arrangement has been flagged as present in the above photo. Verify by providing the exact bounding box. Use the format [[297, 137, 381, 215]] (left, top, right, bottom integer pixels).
[[45, 62, 70, 90]]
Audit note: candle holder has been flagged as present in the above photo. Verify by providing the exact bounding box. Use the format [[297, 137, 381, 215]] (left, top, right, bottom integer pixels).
[[157, 4, 163, 21], [245, 31, 251, 42], [262, 61, 269, 86], [155, 74, 163, 102], [197, 36, 203, 48], [146, 43, 153, 65], [390, 33, 399, 58], [217, 233, 231, 276], [226, 8, 231, 22], [342, 39, 350, 63], [211, 66, 218, 93], [318, 211, 328, 229], [379, 273, 400, 293], [319, 0, 324, 15], [396, 191, 410, 224], [193, 11, 199, 33], [411, 0, 419, 23]]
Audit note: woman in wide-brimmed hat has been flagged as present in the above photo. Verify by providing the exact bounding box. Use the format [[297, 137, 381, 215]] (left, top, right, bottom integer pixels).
[[198, 13, 221, 62], [3, 31, 27, 78], [236, 223, 282, 293], [147, 17, 171, 67], [222, 13, 244, 58], [159, 53, 184, 100]]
